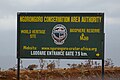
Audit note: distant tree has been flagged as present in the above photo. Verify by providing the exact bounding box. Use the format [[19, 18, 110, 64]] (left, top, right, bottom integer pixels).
[[98, 63, 100, 67], [77, 64, 82, 68], [20, 60, 23, 69], [67, 63, 71, 68], [67, 63, 78, 68], [105, 59, 110, 66], [85, 60, 92, 68], [71, 64, 77, 68], [47, 60, 55, 71], [56, 59, 60, 68], [8, 67, 16, 71], [94, 61, 101, 68], [27, 64, 38, 70], [105, 58, 114, 67], [111, 62, 114, 68], [94, 61, 98, 68], [39, 59, 45, 70]]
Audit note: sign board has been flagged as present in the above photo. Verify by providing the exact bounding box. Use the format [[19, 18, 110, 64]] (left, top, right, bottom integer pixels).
[[17, 13, 104, 59]]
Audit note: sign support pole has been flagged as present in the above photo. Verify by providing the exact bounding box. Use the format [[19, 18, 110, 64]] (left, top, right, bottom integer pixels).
[[17, 58, 20, 80], [102, 59, 104, 80], [102, 33, 105, 80]]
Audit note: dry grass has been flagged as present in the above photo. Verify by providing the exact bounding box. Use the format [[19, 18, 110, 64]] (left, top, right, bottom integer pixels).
[[0, 67, 120, 80]]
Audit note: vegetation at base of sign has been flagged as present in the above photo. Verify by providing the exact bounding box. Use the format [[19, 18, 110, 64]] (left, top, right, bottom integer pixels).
[[0, 58, 119, 80]]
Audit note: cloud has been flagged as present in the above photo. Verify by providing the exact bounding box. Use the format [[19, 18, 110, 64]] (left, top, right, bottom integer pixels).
[[105, 17, 120, 26], [0, 15, 16, 30]]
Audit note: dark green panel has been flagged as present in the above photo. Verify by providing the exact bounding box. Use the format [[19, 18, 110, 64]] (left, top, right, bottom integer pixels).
[[17, 13, 104, 59]]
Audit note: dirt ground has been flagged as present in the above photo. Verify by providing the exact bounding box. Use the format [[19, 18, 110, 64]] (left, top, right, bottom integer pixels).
[[0, 67, 120, 80]]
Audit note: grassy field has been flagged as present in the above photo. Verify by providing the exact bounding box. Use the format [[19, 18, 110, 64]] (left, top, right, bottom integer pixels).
[[0, 67, 120, 80]]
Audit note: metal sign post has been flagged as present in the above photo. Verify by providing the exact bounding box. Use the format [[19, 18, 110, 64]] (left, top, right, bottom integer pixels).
[[17, 13, 20, 80], [102, 33, 105, 80], [102, 59, 104, 80], [17, 58, 20, 80]]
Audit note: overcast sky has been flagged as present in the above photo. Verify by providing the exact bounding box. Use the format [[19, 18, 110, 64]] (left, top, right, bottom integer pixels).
[[0, 0, 120, 69]]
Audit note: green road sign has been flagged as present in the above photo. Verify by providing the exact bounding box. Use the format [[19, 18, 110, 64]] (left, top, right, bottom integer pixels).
[[17, 13, 104, 59]]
